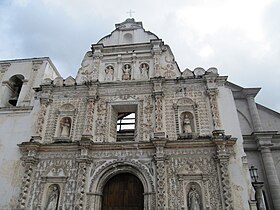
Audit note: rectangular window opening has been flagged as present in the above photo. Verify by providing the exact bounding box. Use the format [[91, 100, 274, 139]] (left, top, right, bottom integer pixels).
[[117, 112, 136, 142]]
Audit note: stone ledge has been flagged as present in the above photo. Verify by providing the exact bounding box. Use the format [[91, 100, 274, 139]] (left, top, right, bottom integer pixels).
[[0, 106, 33, 114]]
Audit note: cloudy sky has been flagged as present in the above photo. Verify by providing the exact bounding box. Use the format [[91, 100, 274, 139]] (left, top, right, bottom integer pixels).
[[0, 0, 280, 112]]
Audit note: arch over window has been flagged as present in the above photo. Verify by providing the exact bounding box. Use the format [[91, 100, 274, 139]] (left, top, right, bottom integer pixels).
[[6, 74, 24, 106]]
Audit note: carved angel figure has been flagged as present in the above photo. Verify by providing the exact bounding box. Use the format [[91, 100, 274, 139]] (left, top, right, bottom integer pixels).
[[45, 184, 60, 210], [122, 64, 131, 80], [188, 185, 200, 210]]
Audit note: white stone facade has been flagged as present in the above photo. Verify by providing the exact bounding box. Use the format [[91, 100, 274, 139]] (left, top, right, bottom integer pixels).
[[0, 18, 279, 210]]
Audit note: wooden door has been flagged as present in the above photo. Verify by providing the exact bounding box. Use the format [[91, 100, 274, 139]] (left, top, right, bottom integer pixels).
[[102, 173, 144, 210]]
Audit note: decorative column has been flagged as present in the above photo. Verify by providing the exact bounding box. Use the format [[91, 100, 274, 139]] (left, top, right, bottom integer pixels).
[[254, 131, 280, 209], [82, 95, 97, 140], [75, 140, 92, 210], [152, 77, 165, 138], [18, 143, 40, 210], [91, 44, 103, 81], [152, 139, 167, 210], [151, 40, 162, 77], [252, 182, 265, 210], [212, 130, 236, 210], [33, 97, 51, 142], [116, 54, 121, 80], [132, 53, 137, 80]]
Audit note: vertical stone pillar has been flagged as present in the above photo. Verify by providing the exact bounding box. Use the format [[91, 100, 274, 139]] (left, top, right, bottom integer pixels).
[[33, 97, 51, 142], [116, 54, 121, 80], [152, 139, 167, 210], [18, 143, 39, 210], [21, 60, 43, 105], [152, 77, 165, 138], [252, 182, 265, 210], [212, 130, 236, 210], [254, 131, 280, 209], [246, 95, 262, 131], [0, 62, 10, 83], [75, 141, 92, 210], [151, 40, 162, 77], [132, 53, 137, 80], [0, 62, 11, 106], [82, 97, 96, 140]]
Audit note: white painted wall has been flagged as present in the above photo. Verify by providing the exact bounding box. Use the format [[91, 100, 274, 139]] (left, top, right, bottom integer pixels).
[[217, 86, 252, 210]]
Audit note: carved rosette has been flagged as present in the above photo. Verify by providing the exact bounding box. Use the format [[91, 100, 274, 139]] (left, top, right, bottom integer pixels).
[[83, 98, 95, 136], [207, 89, 221, 129], [152, 139, 167, 209]]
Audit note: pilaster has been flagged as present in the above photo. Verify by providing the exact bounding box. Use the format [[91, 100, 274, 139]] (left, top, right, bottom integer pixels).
[[75, 140, 92, 210], [246, 94, 262, 131], [17, 142, 40, 210], [152, 138, 167, 210], [212, 130, 236, 210], [152, 77, 165, 138]]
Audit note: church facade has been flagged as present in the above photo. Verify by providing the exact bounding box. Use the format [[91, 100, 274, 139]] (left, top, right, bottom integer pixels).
[[0, 18, 280, 210]]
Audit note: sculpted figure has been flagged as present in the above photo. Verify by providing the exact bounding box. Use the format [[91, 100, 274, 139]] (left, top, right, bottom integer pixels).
[[183, 114, 192, 133], [45, 184, 60, 210], [122, 64, 131, 80], [104, 65, 114, 81], [140, 63, 149, 79], [188, 185, 200, 210], [60, 117, 71, 137]]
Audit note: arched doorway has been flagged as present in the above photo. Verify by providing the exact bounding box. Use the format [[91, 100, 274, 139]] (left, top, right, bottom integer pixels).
[[102, 173, 144, 210]]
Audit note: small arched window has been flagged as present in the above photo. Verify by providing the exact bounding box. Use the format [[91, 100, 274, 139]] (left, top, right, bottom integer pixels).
[[7, 74, 24, 106]]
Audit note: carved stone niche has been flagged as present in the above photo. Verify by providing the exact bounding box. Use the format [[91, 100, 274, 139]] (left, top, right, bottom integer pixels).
[[54, 103, 77, 142], [177, 163, 210, 210], [174, 98, 198, 139], [40, 166, 68, 210]]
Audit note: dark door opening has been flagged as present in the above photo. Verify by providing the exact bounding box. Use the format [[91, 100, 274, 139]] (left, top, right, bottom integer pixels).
[[102, 173, 144, 210]]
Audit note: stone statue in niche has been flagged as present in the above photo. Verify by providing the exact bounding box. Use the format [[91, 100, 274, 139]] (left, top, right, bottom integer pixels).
[[188, 185, 200, 210], [122, 64, 131, 80], [181, 112, 193, 133], [60, 117, 71, 137], [104, 65, 114, 81], [45, 184, 60, 210], [140, 63, 149, 79]]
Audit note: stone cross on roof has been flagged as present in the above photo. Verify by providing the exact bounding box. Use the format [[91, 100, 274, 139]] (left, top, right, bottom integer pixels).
[[127, 9, 135, 17]]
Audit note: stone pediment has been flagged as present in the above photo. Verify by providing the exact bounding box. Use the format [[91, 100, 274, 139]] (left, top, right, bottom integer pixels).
[[98, 18, 158, 46]]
